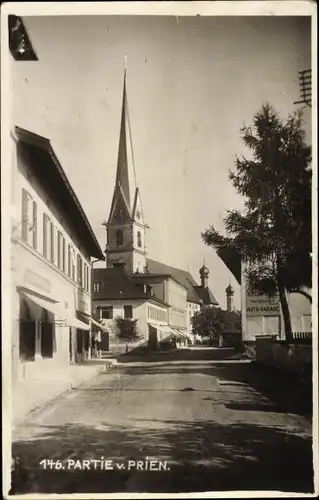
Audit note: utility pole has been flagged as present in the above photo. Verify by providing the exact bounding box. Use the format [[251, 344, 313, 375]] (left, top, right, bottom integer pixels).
[[294, 69, 312, 107]]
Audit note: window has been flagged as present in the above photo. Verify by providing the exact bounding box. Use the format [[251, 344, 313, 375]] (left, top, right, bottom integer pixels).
[[43, 214, 50, 258], [83, 263, 90, 291], [93, 282, 101, 292], [21, 188, 37, 247], [57, 231, 63, 270], [77, 254, 83, 287], [116, 229, 123, 247], [83, 263, 87, 291], [124, 305, 133, 319], [68, 246, 76, 281], [62, 236, 66, 273], [101, 306, 113, 319], [32, 201, 37, 249], [113, 262, 125, 268], [50, 222, 55, 263], [137, 231, 142, 248]]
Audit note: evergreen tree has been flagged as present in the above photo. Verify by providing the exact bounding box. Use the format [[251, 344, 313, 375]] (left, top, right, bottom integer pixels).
[[202, 104, 312, 341]]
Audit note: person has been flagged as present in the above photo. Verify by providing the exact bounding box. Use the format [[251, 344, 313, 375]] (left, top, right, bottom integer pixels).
[[91, 332, 97, 358], [95, 329, 102, 359]]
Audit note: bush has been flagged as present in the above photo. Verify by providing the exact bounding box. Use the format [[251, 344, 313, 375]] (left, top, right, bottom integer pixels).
[[115, 317, 140, 344]]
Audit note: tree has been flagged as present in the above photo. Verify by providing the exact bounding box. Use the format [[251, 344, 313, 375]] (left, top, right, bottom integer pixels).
[[114, 317, 140, 352], [191, 307, 227, 343], [202, 104, 312, 342]]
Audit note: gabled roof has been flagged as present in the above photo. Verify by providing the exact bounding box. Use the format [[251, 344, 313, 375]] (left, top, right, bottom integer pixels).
[[194, 285, 219, 306], [146, 258, 219, 306], [15, 126, 104, 259], [92, 267, 170, 307]]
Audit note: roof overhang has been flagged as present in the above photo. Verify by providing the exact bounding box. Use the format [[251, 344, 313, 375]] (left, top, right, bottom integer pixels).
[[131, 273, 188, 290], [8, 15, 38, 61], [217, 247, 242, 285], [15, 127, 104, 260]]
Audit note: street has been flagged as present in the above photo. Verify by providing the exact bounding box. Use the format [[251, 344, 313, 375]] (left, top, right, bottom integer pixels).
[[11, 356, 313, 494]]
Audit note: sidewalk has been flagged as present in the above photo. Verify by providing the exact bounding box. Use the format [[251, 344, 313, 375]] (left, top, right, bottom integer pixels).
[[12, 360, 113, 427]]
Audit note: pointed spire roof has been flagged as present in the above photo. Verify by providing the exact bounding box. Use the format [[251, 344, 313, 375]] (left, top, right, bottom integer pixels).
[[108, 69, 137, 224]]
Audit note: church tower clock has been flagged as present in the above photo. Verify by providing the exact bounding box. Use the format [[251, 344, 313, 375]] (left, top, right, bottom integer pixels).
[[105, 70, 148, 274]]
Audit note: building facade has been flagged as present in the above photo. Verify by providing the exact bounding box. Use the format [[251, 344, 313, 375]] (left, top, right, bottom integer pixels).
[[11, 127, 104, 383]]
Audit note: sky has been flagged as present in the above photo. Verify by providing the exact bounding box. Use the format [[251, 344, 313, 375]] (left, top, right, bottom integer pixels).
[[12, 14, 311, 310]]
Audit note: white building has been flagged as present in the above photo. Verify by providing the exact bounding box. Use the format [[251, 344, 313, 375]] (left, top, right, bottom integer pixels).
[[10, 126, 105, 383]]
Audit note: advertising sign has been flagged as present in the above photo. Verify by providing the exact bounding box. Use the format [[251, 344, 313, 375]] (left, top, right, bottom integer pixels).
[[246, 288, 280, 317]]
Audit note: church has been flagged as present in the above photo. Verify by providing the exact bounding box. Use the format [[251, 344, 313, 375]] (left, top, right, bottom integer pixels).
[[92, 71, 218, 347]]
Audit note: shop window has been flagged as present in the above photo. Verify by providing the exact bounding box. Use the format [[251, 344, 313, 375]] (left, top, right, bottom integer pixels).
[[124, 305, 133, 319]]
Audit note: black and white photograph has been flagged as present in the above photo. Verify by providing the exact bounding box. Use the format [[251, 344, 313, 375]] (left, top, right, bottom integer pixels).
[[1, 1, 317, 497]]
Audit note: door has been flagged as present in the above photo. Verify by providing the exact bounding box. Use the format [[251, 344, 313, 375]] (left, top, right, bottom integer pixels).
[[19, 298, 36, 362], [263, 316, 280, 336]]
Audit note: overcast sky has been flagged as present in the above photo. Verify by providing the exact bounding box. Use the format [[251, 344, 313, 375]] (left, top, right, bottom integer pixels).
[[12, 14, 311, 309]]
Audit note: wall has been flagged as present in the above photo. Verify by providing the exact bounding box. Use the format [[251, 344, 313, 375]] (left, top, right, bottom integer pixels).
[[165, 278, 187, 329], [14, 144, 92, 294], [256, 335, 312, 375], [106, 222, 146, 273], [92, 299, 148, 340], [241, 260, 312, 341], [287, 291, 312, 332], [186, 301, 201, 336]]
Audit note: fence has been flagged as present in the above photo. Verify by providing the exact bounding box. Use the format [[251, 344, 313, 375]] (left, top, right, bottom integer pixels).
[[291, 331, 312, 343]]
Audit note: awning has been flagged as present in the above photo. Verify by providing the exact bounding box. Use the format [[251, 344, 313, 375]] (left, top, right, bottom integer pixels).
[[90, 317, 108, 332], [77, 311, 108, 332], [20, 291, 89, 331], [175, 329, 192, 340]]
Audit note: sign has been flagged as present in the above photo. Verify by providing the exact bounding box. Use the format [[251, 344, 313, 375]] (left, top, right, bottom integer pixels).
[[246, 288, 280, 317], [76, 289, 90, 315]]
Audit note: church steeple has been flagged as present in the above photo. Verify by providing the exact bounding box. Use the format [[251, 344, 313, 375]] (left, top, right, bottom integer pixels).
[[105, 67, 147, 274], [108, 69, 136, 224]]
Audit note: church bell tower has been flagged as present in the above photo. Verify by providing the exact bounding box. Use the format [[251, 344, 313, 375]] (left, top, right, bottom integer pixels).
[[105, 69, 148, 274]]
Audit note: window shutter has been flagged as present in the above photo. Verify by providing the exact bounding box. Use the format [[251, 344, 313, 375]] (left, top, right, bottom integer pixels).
[[21, 188, 28, 241], [32, 201, 37, 249]]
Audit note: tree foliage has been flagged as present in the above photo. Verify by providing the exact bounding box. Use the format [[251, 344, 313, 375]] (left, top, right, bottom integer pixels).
[[202, 104, 312, 340], [115, 317, 140, 343], [191, 307, 227, 339]]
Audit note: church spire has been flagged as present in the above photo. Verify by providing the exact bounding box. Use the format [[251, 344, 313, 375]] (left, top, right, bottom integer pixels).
[[108, 67, 137, 224], [105, 64, 148, 274]]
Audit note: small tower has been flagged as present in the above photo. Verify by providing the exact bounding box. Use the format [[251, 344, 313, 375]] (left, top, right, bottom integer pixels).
[[199, 263, 209, 288], [226, 282, 234, 312]]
